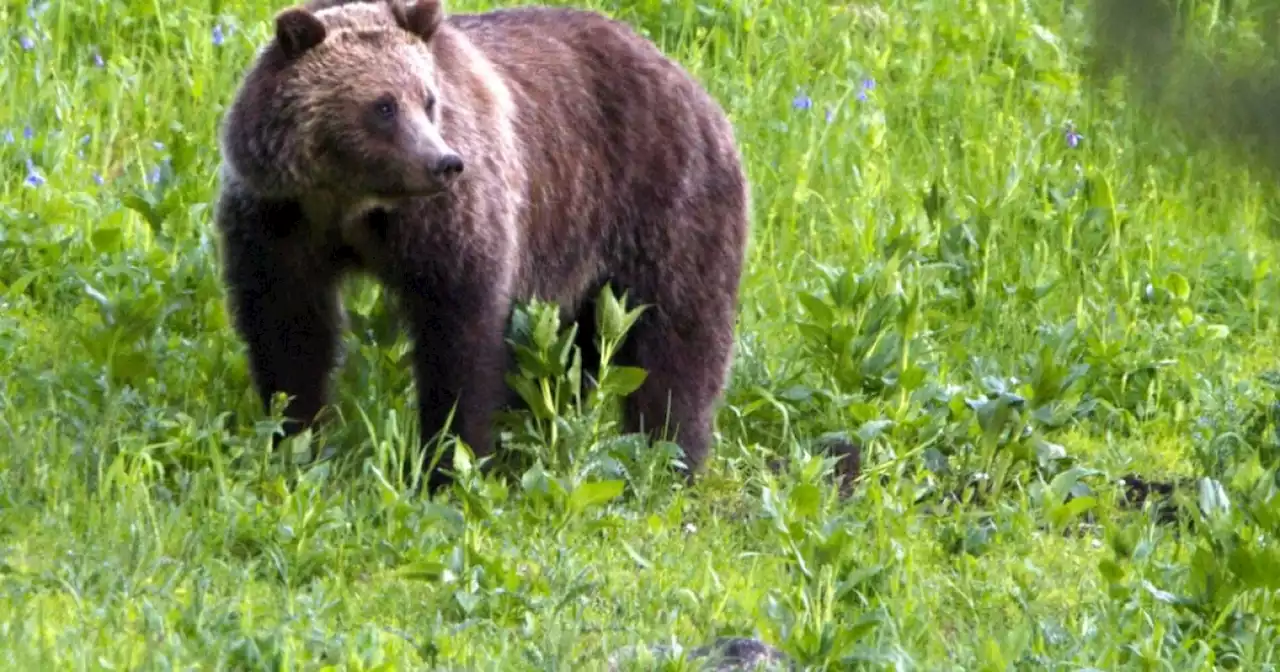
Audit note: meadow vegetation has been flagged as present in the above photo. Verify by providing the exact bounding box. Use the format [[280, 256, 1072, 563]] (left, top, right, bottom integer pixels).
[[4, 0, 1280, 667]]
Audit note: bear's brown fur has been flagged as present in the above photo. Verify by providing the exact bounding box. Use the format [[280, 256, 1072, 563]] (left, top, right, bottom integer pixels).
[[214, 0, 750, 491]]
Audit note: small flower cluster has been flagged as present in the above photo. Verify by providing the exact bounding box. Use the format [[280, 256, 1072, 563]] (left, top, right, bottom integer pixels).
[[6, 124, 167, 191], [7, 1, 233, 194], [1063, 121, 1083, 149], [17, 1, 41, 51], [787, 74, 1083, 155], [17, 0, 103, 68], [5, 125, 44, 188], [24, 157, 44, 188], [6, 125, 45, 188], [146, 141, 170, 187], [791, 77, 877, 123], [18, 3, 228, 65]]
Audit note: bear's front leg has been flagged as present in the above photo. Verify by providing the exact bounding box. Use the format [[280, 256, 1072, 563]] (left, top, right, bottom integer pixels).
[[398, 275, 511, 493], [216, 190, 347, 443]]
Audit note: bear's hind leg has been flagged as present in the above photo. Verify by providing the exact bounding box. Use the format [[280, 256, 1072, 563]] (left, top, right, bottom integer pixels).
[[617, 305, 735, 476]]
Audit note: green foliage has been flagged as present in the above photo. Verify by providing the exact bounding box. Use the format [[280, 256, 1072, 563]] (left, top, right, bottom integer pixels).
[[6, 0, 1280, 667]]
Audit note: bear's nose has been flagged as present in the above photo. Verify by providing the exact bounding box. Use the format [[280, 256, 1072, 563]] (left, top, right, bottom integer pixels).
[[433, 154, 464, 178]]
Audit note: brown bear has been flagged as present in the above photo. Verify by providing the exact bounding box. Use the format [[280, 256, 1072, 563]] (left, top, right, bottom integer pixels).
[[214, 0, 750, 492]]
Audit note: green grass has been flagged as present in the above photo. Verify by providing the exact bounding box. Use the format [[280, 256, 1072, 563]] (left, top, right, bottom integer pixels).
[[5, 0, 1280, 668]]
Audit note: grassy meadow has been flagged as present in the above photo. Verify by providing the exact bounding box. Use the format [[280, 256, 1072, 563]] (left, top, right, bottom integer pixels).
[[6, 0, 1280, 667]]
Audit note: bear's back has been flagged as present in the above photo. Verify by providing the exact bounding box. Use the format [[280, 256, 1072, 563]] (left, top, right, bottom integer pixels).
[[414, 4, 746, 309], [444, 6, 706, 108], [440, 3, 739, 216]]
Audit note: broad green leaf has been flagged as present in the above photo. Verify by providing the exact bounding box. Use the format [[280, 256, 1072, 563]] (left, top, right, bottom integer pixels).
[[598, 366, 648, 398], [90, 226, 123, 252], [1165, 272, 1190, 302], [798, 292, 834, 326], [569, 480, 625, 513], [790, 483, 822, 519]]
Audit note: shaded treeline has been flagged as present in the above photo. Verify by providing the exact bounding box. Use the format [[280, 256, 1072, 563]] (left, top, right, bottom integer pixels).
[[1085, 0, 1280, 178]]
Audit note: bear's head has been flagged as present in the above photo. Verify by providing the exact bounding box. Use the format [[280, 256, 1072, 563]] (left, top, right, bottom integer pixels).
[[221, 0, 463, 203]]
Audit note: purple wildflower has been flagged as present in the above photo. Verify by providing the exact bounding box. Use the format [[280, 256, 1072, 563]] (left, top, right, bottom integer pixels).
[[792, 90, 812, 111], [152, 141, 165, 151], [825, 106, 835, 123], [19, 35, 34, 51], [1064, 123, 1082, 149], [3, 130, 13, 144], [24, 158, 45, 188], [23, 126, 33, 141], [92, 172, 104, 186], [212, 25, 225, 46], [92, 48, 104, 68], [856, 78, 875, 102]]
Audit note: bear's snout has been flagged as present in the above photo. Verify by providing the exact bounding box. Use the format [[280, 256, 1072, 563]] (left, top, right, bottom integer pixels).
[[432, 154, 464, 178]]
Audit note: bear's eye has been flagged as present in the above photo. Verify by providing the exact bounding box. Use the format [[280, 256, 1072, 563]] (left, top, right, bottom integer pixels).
[[373, 97, 398, 121], [424, 94, 437, 115]]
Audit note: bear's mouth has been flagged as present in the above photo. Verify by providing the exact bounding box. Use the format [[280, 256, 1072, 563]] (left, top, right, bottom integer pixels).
[[376, 186, 452, 202]]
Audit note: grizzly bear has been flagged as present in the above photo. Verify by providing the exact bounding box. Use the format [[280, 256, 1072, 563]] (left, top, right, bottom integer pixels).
[[214, 0, 750, 492]]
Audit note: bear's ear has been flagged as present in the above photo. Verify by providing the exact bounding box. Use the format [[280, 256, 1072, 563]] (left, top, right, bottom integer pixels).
[[275, 8, 327, 59], [393, 0, 444, 42]]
